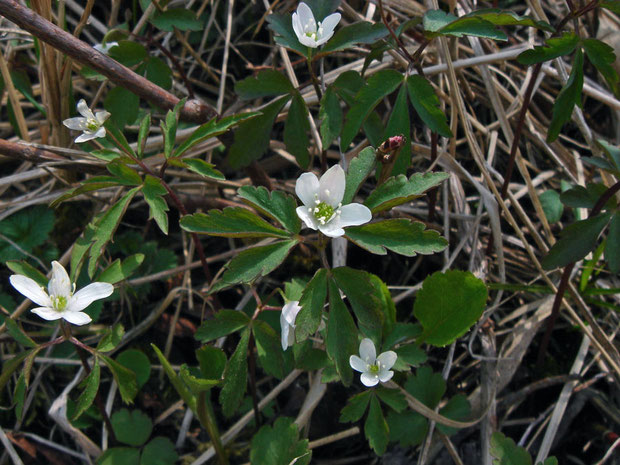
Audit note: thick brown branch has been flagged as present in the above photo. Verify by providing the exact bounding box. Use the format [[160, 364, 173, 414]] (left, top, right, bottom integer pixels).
[[0, 138, 65, 162]]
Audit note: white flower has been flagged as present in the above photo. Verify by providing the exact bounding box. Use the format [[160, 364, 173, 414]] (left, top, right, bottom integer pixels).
[[295, 164, 372, 238], [349, 338, 397, 387], [280, 300, 302, 350], [93, 41, 119, 54], [292, 2, 341, 48], [63, 99, 110, 143], [9, 261, 114, 326]]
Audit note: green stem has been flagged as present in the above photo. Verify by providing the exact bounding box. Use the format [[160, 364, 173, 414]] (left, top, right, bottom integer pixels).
[[197, 391, 228, 465]]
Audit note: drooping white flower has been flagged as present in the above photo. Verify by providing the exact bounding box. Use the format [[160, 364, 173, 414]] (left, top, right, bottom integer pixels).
[[63, 99, 110, 143], [349, 338, 397, 387], [93, 41, 119, 54], [280, 300, 302, 350], [9, 261, 114, 326], [295, 164, 372, 238], [292, 2, 341, 48]]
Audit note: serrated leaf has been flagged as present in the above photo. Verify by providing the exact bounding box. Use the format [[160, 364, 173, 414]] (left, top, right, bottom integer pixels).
[[343, 146, 377, 205], [180, 207, 290, 238], [151, 344, 197, 413], [386, 410, 428, 447], [50, 181, 120, 207], [267, 13, 309, 56], [161, 99, 185, 159], [414, 270, 488, 346], [319, 85, 342, 148], [340, 390, 372, 423], [141, 437, 178, 465], [111, 408, 152, 446], [98, 448, 140, 465], [383, 85, 411, 177], [539, 190, 563, 223], [196, 346, 227, 380], [322, 22, 388, 53], [365, 171, 450, 213], [5, 318, 37, 348], [150, 8, 203, 31], [97, 254, 145, 284], [370, 274, 396, 337], [228, 95, 291, 168], [490, 432, 533, 465], [97, 323, 125, 352], [179, 158, 225, 180], [605, 213, 620, 273], [99, 354, 138, 403], [238, 185, 301, 234], [73, 358, 100, 421], [547, 48, 584, 142], [326, 279, 357, 386], [376, 387, 407, 412], [253, 320, 285, 378], [406, 75, 452, 138], [212, 240, 298, 291], [406, 365, 446, 408], [383, 322, 423, 349], [462, 8, 553, 31], [179, 364, 220, 392], [284, 91, 311, 168], [195, 309, 250, 342], [250, 417, 311, 465], [341, 70, 403, 149], [294, 268, 328, 342], [107, 161, 142, 186], [424, 10, 507, 40], [0, 206, 54, 262], [346, 219, 448, 256], [143, 175, 169, 234], [517, 32, 579, 65], [236, 70, 294, 99], [365, 395, 389, 455], [220, 328, 250, 417], [583, 38, 620, 97], [394, 344, 427, 369], [437, 394, 471, 435]]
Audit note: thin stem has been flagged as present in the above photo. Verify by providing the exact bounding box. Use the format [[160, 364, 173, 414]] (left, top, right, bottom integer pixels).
[[427, 132, 439, 222], [197, 391, 229, 465], [247, 333, 261, 428]]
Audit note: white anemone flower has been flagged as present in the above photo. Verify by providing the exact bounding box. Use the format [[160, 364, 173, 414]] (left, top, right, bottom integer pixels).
[[295, 164, 371, 238], [292, 2, 341, 48], [93, 41, 119, 54], [280, 300, 302, 350], [63, 99, 110, 143], [349, 338, 397, 387], [9, 261, 114, 326]]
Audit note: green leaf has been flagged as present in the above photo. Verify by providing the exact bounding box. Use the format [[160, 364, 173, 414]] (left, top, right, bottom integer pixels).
[[107, 162, 142, 186], [105, 87, 139, 128], [517, 32, 579, 65], [424, 10, 508, 40], [145, 57, 172, 90], [111, 408, 153, 446], [599, 139, 620, 172], [250, 416, 311, 465], [235, 70, 294, 99], [195, 309, 250, 343], [0, 350, 31, 394], [462, 8, 553, 31], [542, 213, 612, 269], [109, 41, 148, 67], [370, 274, 396, 337], [212, 240, 298, 291], [383, 322, 423, 349], [490, 432, 532, 465], [228, 95, 291, 168], [267, 13, 309, 56], [346, 219, 448, 256], [582, 38, 620, 97], [376, 387, 407, 412], [294, 268, 328, 343], [365, 171, 450, 213], [539, 190, 563, 223], [383, 85, 411, 177], [99, 354, 138, 403], [340, 390, 372, 423], [73, 358, 100, 420], [326, 279, 358, 386], [161, 99, 185, 159], [406, 75, 452, 137], [414, 270, 488, 346], [14, 372, 26, 421], [322, 22, 388, 53], [97, 323, 125, 352], [117, 349, 151, 389], [387, 410, 428, 447], [560, 183, 613, 209], [293, 342, 328, 370], [406, 365, 446, 408], [600, 1, 620, 14], [151, 344, 196, 413], [284, 91, 311, 168], [341, 70, 403, 149], [253, 320, 285, 378], [50, 181, 120, 208], [179, 158, 225, 180], [393, 343, 427, 369], [150, 8, 203, 31], [605, 213, 620, 273], [196, 346, 227, 380], [365, 395, 389, 455], [174, 112, 259, 158], [98, 448, 140, 465], [0, 206, 54, 262], [547, 48, 584, 142], [319, 85, 343, 148], [437, 394, 471, 435], [180, 207, 290, 238], [5, 318, 37, 348], [104, 121, 137, 157], [238, 186, 301, 234], [343, 146, 378, 205], [141, 437, 178, 465], [220, 328, 250, 417], [97, 254, 145, 284], [142, 175, 169, 234], [179, 364, 220, 392]]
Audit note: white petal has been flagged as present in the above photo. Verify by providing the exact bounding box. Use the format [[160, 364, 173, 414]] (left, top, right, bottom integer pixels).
[[31, 307, 63, 321], [63, 117, 87, 130], [66, 282, 114, 312], [93, 126, 106, 139], [378, 370, 394, 383], [359, 338, 376, 363], [62, 311, 92, 326], [337, 203, 372, 228], [280, 313, 291, 351], [298, 35, 318, 48], [297, 3, 316, 33], [295, 172, 320, 206], [320, 12, 341, 36], [10, 275, 52, 307], [315, 33, 334, 47], [318, 165, 345, 206], [360, 372, 379, 387], [377, 351, 397, 370], [74, 132, 99, 143], [48, 261, 72, 298], [77, 99, 95, 120], [349, 355, 367, 373], [282, 301, 302, 326], [292, 12, 304, 41], [95, 110, 111, 125], [296, 206, 319, 230], [317, 222, 345, 238]]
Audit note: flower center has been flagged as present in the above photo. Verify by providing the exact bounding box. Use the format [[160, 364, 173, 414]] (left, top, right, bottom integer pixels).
[[368, 363, 380, 375], [51, 295, 68, 312], [86, 119, 99, 132], [305, 31, 317, 40]]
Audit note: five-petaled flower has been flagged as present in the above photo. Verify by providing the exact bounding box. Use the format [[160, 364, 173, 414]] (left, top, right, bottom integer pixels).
[[295, 164, 371, 238], [9, 261, 114, 326], [63, 99, 110, 143], [292, 2, 341, 48], [350, 338, 397, 387], [280, 300, 302, 350]]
